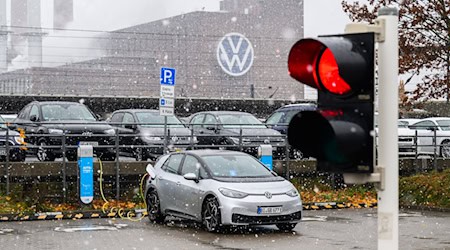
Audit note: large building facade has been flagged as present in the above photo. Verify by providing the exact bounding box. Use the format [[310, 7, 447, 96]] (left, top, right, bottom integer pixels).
[[0, 0, 305, 101]]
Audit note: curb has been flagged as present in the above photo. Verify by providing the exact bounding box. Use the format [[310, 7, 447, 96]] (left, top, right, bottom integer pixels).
[[0, 209, 148, 222], [303, 202, 377, 210], [0, 203, 378, 222]]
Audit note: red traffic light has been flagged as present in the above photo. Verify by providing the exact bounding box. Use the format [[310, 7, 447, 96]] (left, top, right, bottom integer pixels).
[[288, 40, 351, 95], [288, 33, 374, 97]]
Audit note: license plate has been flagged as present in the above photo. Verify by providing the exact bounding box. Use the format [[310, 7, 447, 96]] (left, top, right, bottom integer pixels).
[[257, 206, 282, 214], [79, 141, 99, 147], [0, 148, 6, 156]]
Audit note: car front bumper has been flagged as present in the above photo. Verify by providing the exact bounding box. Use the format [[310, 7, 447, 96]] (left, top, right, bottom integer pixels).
[[218, 194, 302, 226]]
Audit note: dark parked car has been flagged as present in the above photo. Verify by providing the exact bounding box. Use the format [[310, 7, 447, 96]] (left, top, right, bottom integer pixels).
[[265, 103, 316, 134], [187, 111, 285, 157], [12, 101, 116, 161], [108, 109, 197, 161], [0, 116, 26, 162]]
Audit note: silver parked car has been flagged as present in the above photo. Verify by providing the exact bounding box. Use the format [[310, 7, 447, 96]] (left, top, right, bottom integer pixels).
[[144, 150, 302, 232]]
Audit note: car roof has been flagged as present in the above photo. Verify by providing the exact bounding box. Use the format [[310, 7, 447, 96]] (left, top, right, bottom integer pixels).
[[194, 111, 254, 116], [276, 103, 316, 111], [413, 117, 450, 123], [112, 109, 159, 113], [181, 149, 250, 157], [30, 101, 86, 105]]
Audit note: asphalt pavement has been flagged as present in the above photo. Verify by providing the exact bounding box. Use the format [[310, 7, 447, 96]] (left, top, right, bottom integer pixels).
[[0, 208, 449, 250]]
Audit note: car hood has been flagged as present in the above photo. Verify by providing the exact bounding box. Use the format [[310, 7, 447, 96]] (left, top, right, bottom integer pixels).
[[213, 178, 295, 194], [0, 129, 20, 137], [221, 127, 281, 137], [139, 127, 192, 137], [398, 127, 416, 136], [42, 120, 113, 132]]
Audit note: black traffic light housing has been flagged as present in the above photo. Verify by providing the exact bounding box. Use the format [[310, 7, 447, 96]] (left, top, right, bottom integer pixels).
[[287, 32, 375, 173]]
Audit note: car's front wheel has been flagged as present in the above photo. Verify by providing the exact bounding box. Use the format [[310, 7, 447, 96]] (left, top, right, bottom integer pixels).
[[276, 223, 297, 231], [37, 140, 56, 162], [202, 196, 222, 232], [146, 190, 165, 223]]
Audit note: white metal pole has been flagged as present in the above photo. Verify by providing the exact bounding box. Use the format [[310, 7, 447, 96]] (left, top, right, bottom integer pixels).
[[377, 7, 399, 250]]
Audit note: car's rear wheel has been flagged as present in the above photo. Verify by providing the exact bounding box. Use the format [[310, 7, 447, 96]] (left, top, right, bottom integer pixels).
[[440, 141, 450, 158], [276, 223, 297, 231], [37, 140, 56, 162], [146, 190, 165, 223], [202, 196, 221, 232]]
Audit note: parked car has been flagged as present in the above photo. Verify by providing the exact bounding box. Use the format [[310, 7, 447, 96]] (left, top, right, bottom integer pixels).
[[12, 101, 116, 161], [265, 104, 316, 159], [0, 116, 26, 162], [187, 111, 285, 157], [144, 150, 302, 232], [108, 109, 197, 161], [408, 117, 450, 158], [265, 103, 316, 134]]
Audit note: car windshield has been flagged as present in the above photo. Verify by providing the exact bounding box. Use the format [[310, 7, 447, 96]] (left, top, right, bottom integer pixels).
[[41, 104, 97, 121], [436, 120, 450, 131], [218, 114, 265, 128], [398, 121, 409, 128], [203, 155, 273, 178], [136, 112, 184, 128]]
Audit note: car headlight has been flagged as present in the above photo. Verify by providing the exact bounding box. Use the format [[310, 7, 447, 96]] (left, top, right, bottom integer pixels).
[[285, 188, 299, 197], [229, 137, 251, 145], [48, 129, 64, 134], [13, 136, 24, 144], [218, 187, 248, 198], [104, 129, 116, 135], [144, 136, 163, 141]]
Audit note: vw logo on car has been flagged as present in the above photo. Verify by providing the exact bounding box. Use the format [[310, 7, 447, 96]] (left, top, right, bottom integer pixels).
[[217, 32, 254, 76]]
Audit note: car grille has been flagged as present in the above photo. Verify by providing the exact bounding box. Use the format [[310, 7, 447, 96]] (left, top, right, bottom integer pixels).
[[232, 211, 302, 224]]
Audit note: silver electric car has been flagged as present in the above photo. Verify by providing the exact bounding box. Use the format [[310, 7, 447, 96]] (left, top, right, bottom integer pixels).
[[144, 150, 302, 232]]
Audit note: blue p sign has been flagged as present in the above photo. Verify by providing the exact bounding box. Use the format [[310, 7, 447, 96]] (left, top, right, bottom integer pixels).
[[160, 67, 176, 85]]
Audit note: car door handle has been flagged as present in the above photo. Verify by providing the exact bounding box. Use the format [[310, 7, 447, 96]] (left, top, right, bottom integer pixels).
[[157, 176, 163, 180], [176, 181, 181, 186]]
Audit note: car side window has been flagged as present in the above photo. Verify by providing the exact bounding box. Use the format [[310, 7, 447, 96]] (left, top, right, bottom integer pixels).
[[110, 113, 124, 123], [412, 121, 435, 130], [266, 112, 283, 125], [181, 155, 202, 176], [29, 105, 39, 120], [162, 154, 184, 174], [191, 114, 204, 129], [122, 113, 135, 127], [204, 114, 217, 126]]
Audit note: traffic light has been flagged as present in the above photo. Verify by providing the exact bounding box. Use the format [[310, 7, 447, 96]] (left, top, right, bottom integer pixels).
[[287, 32, 375, 173]]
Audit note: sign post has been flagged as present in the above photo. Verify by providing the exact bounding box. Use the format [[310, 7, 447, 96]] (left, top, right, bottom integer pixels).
[[160, 67, 176, 153]]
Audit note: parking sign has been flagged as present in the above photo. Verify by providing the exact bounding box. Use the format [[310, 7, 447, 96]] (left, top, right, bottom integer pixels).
[[160, 67, 176, 85]]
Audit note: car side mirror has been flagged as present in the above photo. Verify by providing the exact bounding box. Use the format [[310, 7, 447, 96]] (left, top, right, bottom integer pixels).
[[426, 127, 437, 131], [30, 115, 38, 122], [146, 164, 156, 179], [183, 173, 199, 183]]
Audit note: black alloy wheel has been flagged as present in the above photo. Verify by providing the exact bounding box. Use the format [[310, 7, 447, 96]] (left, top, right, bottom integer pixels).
[[202, 197, 222, 232], [134, 147, 146, 161], [146, 190, 165, 223], [37, 140, 56, 162]]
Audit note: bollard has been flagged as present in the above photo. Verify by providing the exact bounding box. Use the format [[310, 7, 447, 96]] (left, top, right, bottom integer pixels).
[[78, 144, 94, 204], [258, 144, 273, 170]]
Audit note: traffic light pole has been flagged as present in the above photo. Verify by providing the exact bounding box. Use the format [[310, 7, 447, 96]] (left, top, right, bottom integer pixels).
[[376, 7, 399, 250]]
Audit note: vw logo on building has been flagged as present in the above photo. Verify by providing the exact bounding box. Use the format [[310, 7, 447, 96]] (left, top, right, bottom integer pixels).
[[217, 32, 254, 76]]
